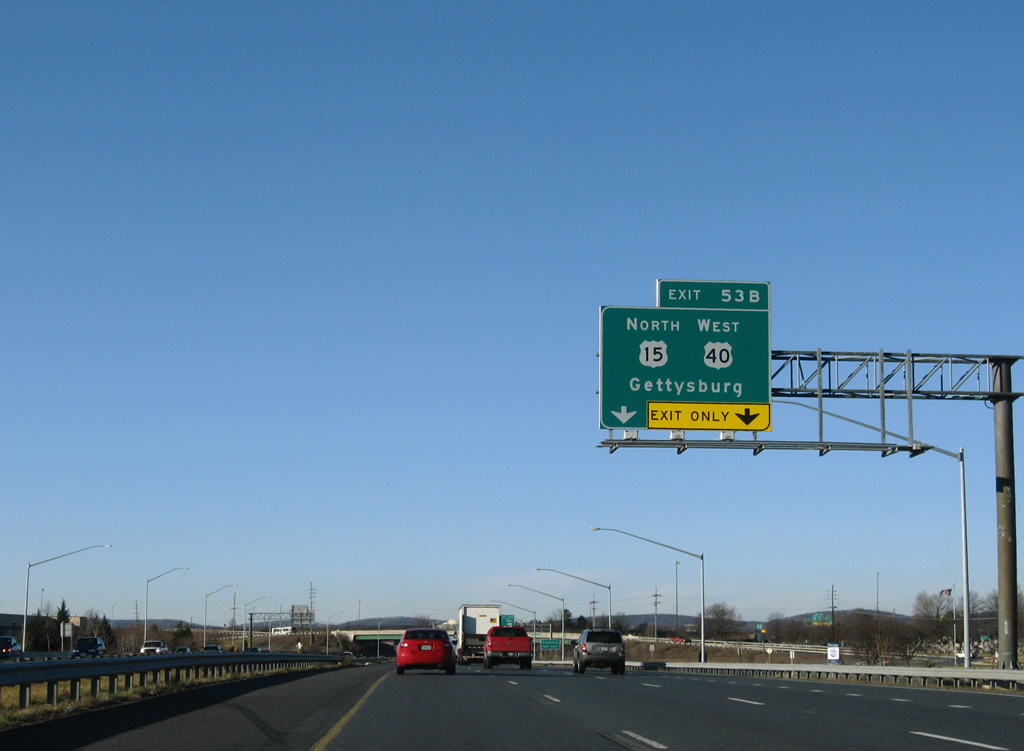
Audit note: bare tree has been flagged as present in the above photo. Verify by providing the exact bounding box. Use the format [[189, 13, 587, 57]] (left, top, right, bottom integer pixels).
[[913, 591, 950, 641], [766, 611, 787, 642], [844, 610, 913, 665], [706, 602, 740, 640], [976, 587, 1024, 644], [890, 617, 929, 665]]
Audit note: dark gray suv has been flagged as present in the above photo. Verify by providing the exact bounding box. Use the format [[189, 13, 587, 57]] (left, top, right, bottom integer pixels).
[[572, 628, 626, 674], [72, 636, 106, 657]]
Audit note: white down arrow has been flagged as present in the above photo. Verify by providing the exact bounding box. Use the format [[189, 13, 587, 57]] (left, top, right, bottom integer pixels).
[[611, 406, 636, 423]]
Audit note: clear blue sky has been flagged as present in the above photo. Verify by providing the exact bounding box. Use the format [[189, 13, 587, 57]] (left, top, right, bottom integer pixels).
[[3, 2, 1021, 629]]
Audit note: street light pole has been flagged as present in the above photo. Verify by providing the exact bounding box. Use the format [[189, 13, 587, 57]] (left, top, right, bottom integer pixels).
[[675, 561, 680, 635], [145, 567, 188, 643], [23, 544, 112, 649], [204, 584, 237, 647], [591, 527, 706, 662], [326, 611, 344, 655], [776, 399, 973, 668], [509, 584, 565, 661], [536, 568, 612, 629], [244, 596, 268, 649]]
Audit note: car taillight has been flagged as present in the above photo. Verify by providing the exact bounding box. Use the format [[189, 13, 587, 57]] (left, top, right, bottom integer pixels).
[[581, 643, 588, 652]]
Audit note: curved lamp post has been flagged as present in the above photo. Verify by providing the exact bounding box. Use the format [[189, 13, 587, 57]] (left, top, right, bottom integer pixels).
[[145, 567, 188, 642], [776, 398, 972, 667], [591, 527, 706, 662], [325, 611, 344, 655], [244, 596, 268, 649], [536, 567, 612, 629], [204, 584, 237, 647], [24, 544, 112, 649], [509, 584, 564, 661], [675, 561, 680, 634]]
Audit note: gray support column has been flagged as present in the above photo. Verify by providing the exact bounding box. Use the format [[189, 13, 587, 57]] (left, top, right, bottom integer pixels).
[[992, 359, 1019, 669]]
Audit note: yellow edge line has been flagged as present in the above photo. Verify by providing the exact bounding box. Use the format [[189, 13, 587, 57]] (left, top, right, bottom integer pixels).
[[310, 671, 390, 751]]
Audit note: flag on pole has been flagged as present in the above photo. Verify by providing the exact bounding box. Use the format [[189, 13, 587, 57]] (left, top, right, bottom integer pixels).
[[939, 588, 952, 596]]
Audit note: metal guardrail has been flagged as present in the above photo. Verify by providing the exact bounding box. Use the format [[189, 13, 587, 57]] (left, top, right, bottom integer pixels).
[[626, 660, 1024, 692], [0, 652, 343, 714]]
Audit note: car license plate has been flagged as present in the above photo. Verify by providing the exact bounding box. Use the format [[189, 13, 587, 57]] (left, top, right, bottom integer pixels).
[[419, 644, 433, 651]]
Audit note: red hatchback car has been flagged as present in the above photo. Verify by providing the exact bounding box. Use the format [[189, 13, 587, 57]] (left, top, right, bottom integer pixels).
[[396, 628, 456, 675]]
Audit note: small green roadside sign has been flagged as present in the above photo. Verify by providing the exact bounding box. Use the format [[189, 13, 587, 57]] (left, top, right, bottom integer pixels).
[[499, 614, 515, 627], [539, 638, 561, 650]]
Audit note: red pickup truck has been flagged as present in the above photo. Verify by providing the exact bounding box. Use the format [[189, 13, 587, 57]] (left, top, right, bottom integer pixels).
[[483, 626, 533, 669]]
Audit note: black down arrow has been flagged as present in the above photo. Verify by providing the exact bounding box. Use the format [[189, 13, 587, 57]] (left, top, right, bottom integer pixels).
[[736, 408, 760, 425]]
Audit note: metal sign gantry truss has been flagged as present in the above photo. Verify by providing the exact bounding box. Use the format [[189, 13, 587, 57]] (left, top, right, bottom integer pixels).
[[600, 350, 1019, 453], [771, 350, 1018, 401], [598, 349, 1019, 670]]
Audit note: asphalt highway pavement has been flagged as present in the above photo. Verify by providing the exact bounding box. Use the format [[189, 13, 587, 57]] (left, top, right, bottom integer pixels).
[[4, 663, 1023, 750]]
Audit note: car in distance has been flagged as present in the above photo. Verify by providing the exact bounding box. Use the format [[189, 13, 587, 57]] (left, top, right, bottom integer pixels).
[[396, 628, 456, 675], [72, 636, 106, 657], [482, 625, 533, 669], [140, 640, 170, 655], [572, 628, 626, 674], [173, 646, 192, 654], [0, 636, 22, 658], [200, 644, 223, 654]]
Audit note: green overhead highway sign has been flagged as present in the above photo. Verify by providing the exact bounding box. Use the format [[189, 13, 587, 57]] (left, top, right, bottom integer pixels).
[[657, 279, 770, 311], [599, 281, 772, 431]]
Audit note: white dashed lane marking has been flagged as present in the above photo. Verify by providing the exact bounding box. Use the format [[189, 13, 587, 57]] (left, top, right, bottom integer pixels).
[[909, 731, 1007, 750], [620, 730, 669, 749]]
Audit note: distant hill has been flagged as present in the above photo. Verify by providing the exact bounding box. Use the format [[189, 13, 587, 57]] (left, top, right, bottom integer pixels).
[[102, 609, 910, 634]]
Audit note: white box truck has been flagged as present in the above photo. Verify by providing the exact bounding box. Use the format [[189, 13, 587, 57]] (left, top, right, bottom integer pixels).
[[456, 604, 501, 664]]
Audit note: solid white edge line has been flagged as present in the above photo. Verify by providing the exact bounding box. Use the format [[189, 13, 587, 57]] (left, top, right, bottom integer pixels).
[[909, 731, 1007, 750]]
